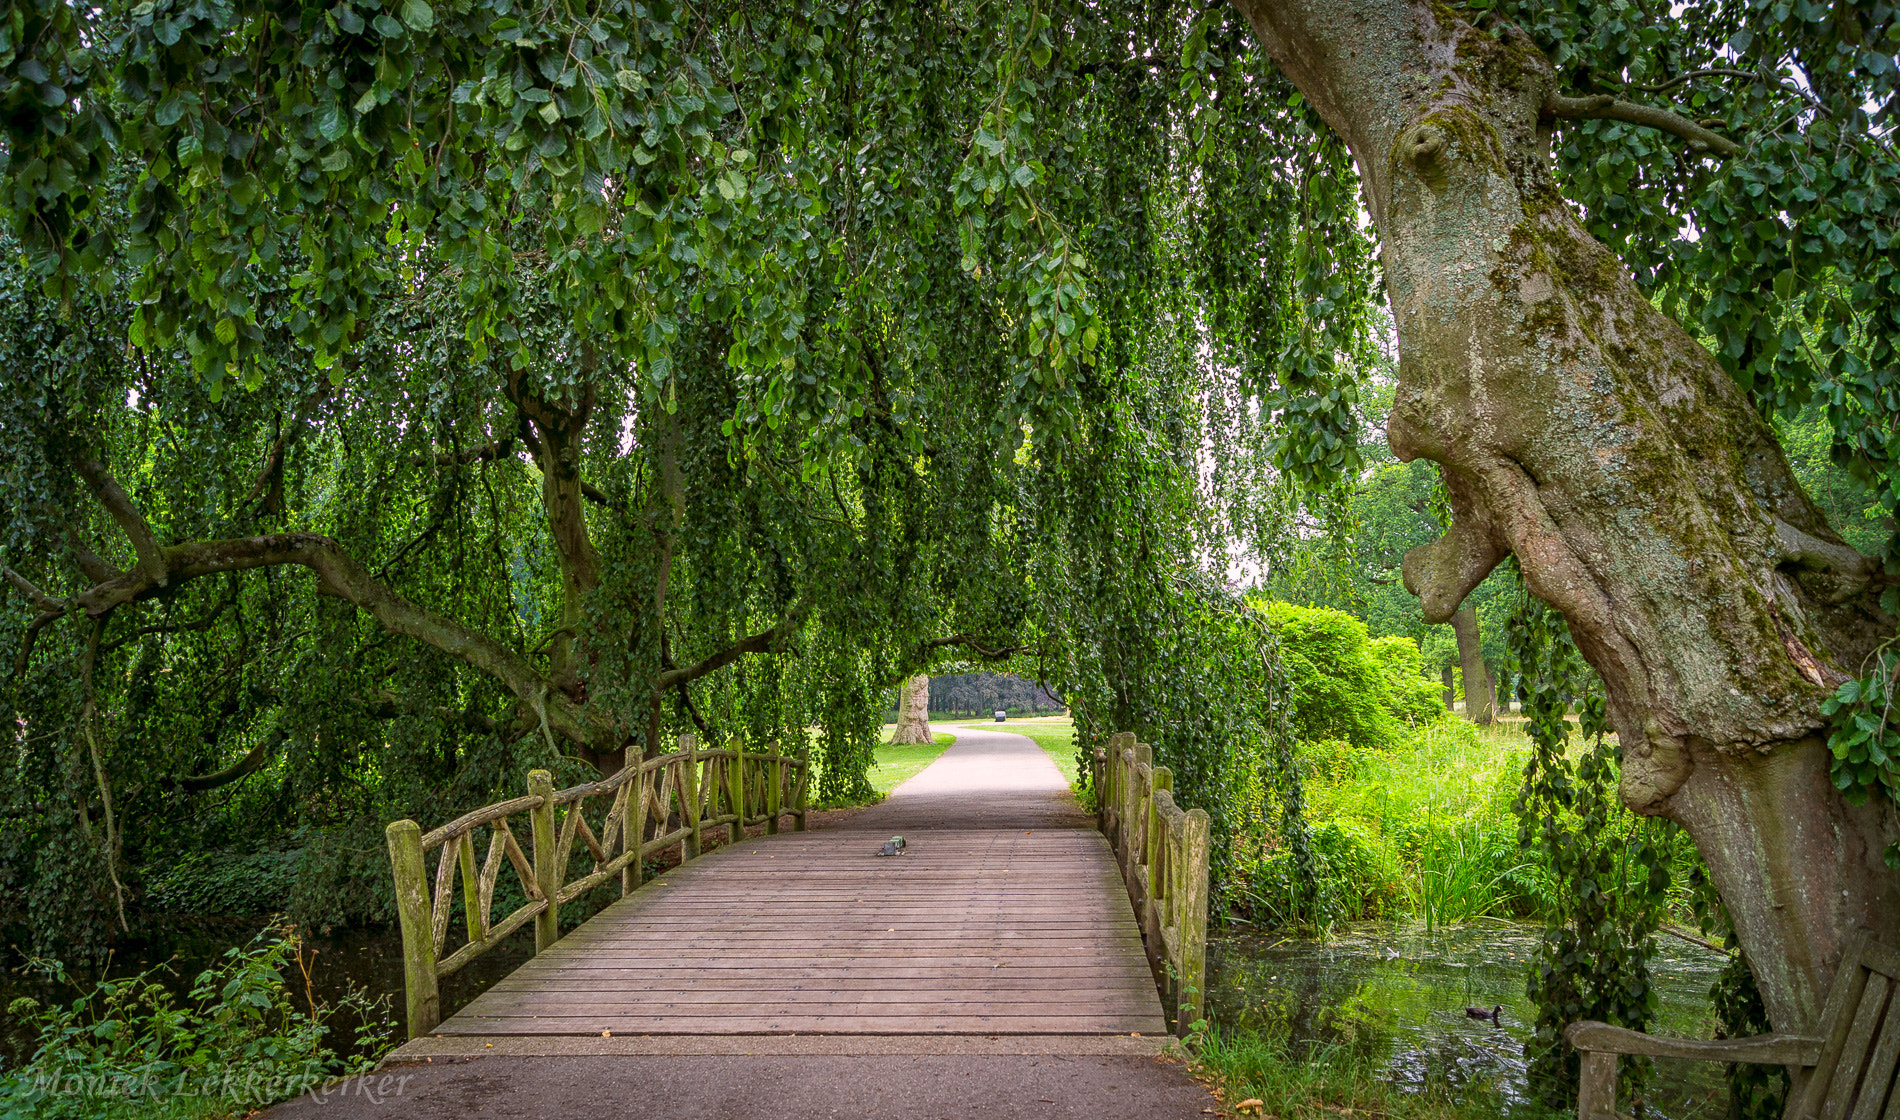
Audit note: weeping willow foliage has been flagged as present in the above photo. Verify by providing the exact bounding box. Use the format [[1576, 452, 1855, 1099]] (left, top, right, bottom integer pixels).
[[0, 4, 1375, 956]]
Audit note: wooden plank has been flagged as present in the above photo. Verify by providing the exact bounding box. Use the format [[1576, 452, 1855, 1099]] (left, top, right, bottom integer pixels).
[[1823, 974, 1892, 1120], [440, 1016, 1166, 1035], [424, 735, 1165, 1039], [471, 975, 1154, 994], [1847, 996, 1900, 1120], [1803, 935, 1874, 1120]]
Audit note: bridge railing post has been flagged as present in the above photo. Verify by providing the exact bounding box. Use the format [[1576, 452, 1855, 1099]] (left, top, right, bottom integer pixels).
[[625, 757, 648, 893], [765, 740, 782, 835], [729, 742, 745, 843], [792, 743, 810, 831], [1178, 807, 1211, 1034], [681, 734, 702, 859], [1092, 731, 1213, 1041], [529, 769, 559, 953], [386, 819, 440, 1039]]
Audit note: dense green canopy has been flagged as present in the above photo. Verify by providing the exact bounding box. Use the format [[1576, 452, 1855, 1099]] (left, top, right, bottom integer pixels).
[[5, 0, 1898, 1077], [1, 1, 1355, 954]]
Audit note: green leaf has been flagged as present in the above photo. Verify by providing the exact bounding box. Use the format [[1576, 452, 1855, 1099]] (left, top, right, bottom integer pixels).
[[399, 0, 433, 31], [316, 105, 346, 141]]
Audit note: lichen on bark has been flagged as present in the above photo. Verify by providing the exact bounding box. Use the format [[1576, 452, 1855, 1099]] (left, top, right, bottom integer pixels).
[[1231, 0, 1898, 1032]]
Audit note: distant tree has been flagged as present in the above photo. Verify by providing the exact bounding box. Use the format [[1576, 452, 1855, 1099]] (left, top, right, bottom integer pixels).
[[890, 675, 934, 744]]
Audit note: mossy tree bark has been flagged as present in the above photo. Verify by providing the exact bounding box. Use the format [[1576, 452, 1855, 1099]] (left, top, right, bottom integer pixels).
[[890, 674, 934, 745], [1230, 0, 1898, 1031]]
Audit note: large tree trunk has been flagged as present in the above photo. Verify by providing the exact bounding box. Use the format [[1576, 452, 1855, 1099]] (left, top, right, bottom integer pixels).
[[1450, 605, 1494, 726], [1230, 0, 1899, 1031], [890, 675, 934, 745]]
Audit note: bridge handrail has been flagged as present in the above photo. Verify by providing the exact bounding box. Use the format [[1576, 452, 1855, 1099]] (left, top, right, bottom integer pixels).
[[385, 735, 809, 1037], [1092, 733, 1211, 1039]]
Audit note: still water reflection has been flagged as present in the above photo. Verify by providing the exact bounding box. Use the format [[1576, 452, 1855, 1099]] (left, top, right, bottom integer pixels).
[[1206, 921, 1736, 1119]]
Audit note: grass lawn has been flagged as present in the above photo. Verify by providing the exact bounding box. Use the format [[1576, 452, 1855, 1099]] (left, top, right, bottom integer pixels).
[[865, 728, 956, 798]]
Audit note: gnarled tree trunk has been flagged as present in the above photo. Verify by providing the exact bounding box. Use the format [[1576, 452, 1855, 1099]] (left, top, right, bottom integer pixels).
[[1230, 0, 1898, 1032], [891, 674, 934, 744]]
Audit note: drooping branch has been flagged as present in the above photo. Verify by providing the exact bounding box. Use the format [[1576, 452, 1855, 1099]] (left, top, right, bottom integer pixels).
[[652, 601, 806, 695], [3, 564, 67, 614], [1543, 93, 1740, 156], [71, 454, 169, 585], [247, 385, 331, 511], [921, 633, 1037, 662], [416, 436, 515, 468], [100, 597, 236, 652], [169, 728, 284, 792], [4, 565, 75, 683], [67, 531, 592, 745]]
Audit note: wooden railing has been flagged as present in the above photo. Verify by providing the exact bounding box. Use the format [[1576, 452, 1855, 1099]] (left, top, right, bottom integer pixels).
[[385, 735, 809, 1037], [1094, 732, 1211, 1038]]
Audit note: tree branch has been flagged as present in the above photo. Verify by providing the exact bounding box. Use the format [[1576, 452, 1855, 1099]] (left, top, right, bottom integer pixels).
[[170, 728, 283, 792], [68, 531, 592, 744], [1544, 93, 1740, 157], [653, 601, 805, 694], [71, 454, 170, 585], [3, 564, 68, 614], [1401, 470, 1510, 624], [416, 436, 516, 468], [247, 385, 331, 511], [922, 633, 1034, 661]]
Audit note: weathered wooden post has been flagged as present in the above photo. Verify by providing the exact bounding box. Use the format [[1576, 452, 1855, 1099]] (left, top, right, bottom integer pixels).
[[385, 819, 440, 1038], [681, 734, 702, 859], [1134, 743, 1154, 876], [1091, 746, 1106, 830], [1147, 767, 1173, 949], [792, 743, 810, 831], [727, 742, 745, 843], [528, 769, 559, 953], [765, 740, 782, 835], [625, 758, 648, 893], [457, 832, 482, 943], [1177, 807, 1212, 1037]]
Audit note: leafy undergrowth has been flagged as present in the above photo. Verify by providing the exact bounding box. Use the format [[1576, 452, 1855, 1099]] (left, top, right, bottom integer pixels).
[[0, 924, 391, 1120], [1193, 1027, 1524, 1120], [1233, 720, 1548, 929]]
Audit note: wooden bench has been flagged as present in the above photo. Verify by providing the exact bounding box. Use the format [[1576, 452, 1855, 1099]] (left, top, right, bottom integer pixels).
[[1566, 933, 1898, 1120]]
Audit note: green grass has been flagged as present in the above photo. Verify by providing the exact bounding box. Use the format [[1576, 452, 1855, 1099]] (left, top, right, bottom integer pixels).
[[864, 729, 955, 797], [1192, 1026, 1516, 1120], [1234, 717, 1546, 928]]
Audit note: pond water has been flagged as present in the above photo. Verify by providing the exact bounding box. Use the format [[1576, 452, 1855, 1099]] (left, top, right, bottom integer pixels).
[[1206, 921, 1735, 1119], [10, 911, 1744, 1120]]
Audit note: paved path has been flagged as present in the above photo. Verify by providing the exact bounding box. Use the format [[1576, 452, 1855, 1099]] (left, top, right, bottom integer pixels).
[[266, 726, 1217, 1118]]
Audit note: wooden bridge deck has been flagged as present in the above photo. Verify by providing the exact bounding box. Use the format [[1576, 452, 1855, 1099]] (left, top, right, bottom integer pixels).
[[431, 727, 1167, 1038]]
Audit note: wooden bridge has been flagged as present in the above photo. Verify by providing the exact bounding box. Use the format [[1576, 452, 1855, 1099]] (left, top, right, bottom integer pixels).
[[383, 725, 1209, 1054]]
